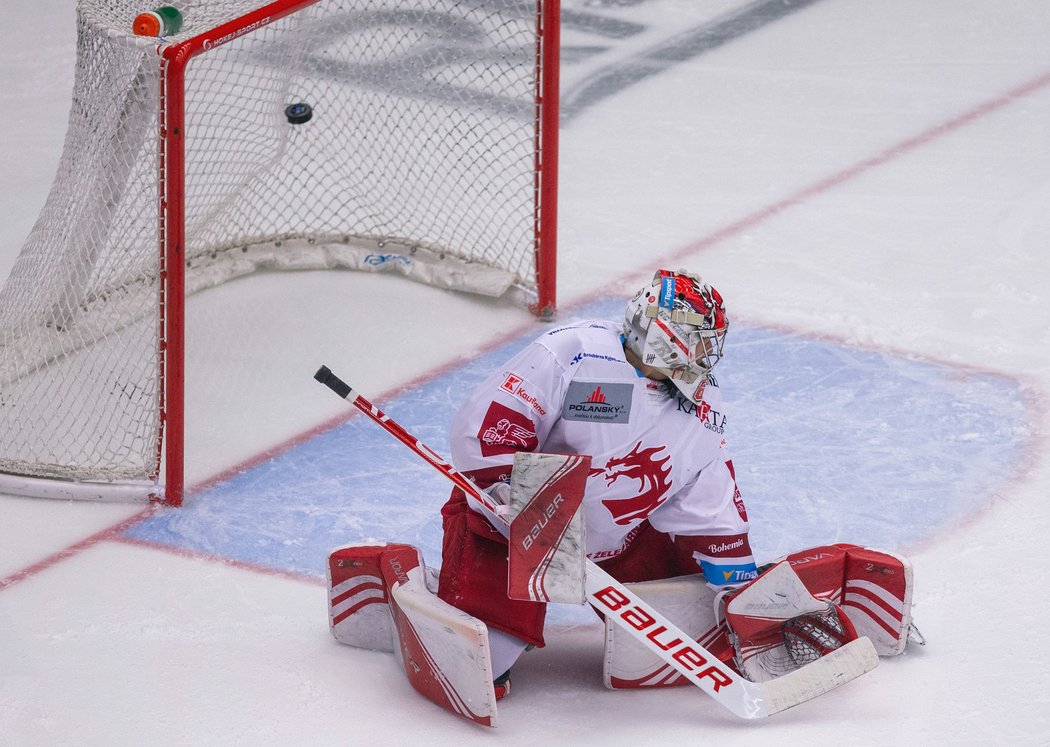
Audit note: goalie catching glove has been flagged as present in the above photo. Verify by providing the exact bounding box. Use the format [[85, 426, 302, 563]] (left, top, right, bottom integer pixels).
[[721, 562, 859, 682], [721, 543, 917, 683], [603, 542, 918, 688]]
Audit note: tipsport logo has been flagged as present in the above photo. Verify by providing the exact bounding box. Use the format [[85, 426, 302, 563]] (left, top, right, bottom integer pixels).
[[659, 276, 676, 309], [718, 564, 759, 585], [562, 381, 633, 423], [695, 556, 758, 586]]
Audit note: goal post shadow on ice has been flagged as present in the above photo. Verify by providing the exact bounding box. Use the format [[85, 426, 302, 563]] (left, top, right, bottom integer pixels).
[[125, 294, 1029, 619]]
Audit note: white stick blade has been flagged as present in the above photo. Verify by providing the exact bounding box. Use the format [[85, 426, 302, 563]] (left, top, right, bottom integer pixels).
[[745, 636, 879, 718]]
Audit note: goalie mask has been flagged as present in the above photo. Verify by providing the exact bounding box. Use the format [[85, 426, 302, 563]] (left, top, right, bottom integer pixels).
[[623, 269, 728, 404]]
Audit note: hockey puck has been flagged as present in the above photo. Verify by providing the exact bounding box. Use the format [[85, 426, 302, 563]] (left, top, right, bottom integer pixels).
[[285, 102, 313, 125]]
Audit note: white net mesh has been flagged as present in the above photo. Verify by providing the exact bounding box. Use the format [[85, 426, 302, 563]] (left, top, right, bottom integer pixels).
[[0, 0, 550, 496]]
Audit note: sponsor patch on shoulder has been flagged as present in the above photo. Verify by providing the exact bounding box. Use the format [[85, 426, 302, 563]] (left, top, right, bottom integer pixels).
[[500, 372, 547, 415], [562, 381, 633, 423], [478, 401, 538, 456]]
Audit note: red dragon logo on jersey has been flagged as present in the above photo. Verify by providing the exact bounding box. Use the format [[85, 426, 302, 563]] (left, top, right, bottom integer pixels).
[[591, 442, 673, 525]]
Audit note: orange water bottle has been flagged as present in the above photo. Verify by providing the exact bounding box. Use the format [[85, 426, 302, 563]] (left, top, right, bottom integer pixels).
[[132, 6, 183, 37]]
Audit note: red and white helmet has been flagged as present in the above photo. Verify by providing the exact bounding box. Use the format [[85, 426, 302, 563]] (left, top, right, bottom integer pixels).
[[623, 269, 728, 403]]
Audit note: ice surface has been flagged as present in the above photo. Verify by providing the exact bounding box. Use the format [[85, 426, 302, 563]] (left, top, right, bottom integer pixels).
[[3, 0, 1050, 744]]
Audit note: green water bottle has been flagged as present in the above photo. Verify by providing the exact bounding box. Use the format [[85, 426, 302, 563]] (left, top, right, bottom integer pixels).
[[132, 6, 183, 37]]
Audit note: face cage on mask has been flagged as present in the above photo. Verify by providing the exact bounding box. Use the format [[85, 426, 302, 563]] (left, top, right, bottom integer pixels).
[[643, 316, 728, 386]]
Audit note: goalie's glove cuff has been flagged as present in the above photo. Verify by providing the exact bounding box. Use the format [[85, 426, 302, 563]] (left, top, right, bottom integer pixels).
[[486, 481, 513, 518], [712, 586, 739, 626]]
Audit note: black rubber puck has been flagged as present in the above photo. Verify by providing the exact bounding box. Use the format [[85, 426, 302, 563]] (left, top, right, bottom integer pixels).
[[285, 102, 313, 124]]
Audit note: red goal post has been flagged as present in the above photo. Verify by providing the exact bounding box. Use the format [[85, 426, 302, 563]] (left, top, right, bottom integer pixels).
[[0, 0, 560, 506]]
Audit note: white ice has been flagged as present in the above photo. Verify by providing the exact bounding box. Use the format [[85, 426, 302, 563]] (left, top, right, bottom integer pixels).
[[2, 0, 1050, 744]]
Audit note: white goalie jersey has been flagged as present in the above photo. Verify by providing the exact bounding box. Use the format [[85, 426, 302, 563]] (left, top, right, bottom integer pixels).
[[449, 319, 756, 584]]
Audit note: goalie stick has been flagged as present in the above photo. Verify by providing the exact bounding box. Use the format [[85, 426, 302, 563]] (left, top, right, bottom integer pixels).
[[313, 365, 879, 719]]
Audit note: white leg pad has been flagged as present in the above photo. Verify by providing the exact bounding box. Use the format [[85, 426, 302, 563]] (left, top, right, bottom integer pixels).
[[327, 543, 499, 727], [602, 575, 730, 689]]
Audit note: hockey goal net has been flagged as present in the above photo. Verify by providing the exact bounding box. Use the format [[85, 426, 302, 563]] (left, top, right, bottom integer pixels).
[[0, 0, 559, 505]]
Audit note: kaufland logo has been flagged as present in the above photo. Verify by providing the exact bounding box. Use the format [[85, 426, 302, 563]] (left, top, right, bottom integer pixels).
[[501, 374, 523, 394], [501, 373, 546, 416]]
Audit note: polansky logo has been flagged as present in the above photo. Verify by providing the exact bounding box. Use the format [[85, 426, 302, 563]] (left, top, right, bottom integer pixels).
[[562, 381, 633, 423]]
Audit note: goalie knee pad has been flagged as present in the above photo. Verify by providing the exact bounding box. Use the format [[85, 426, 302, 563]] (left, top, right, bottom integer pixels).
[[327, 544, 397, 652]]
